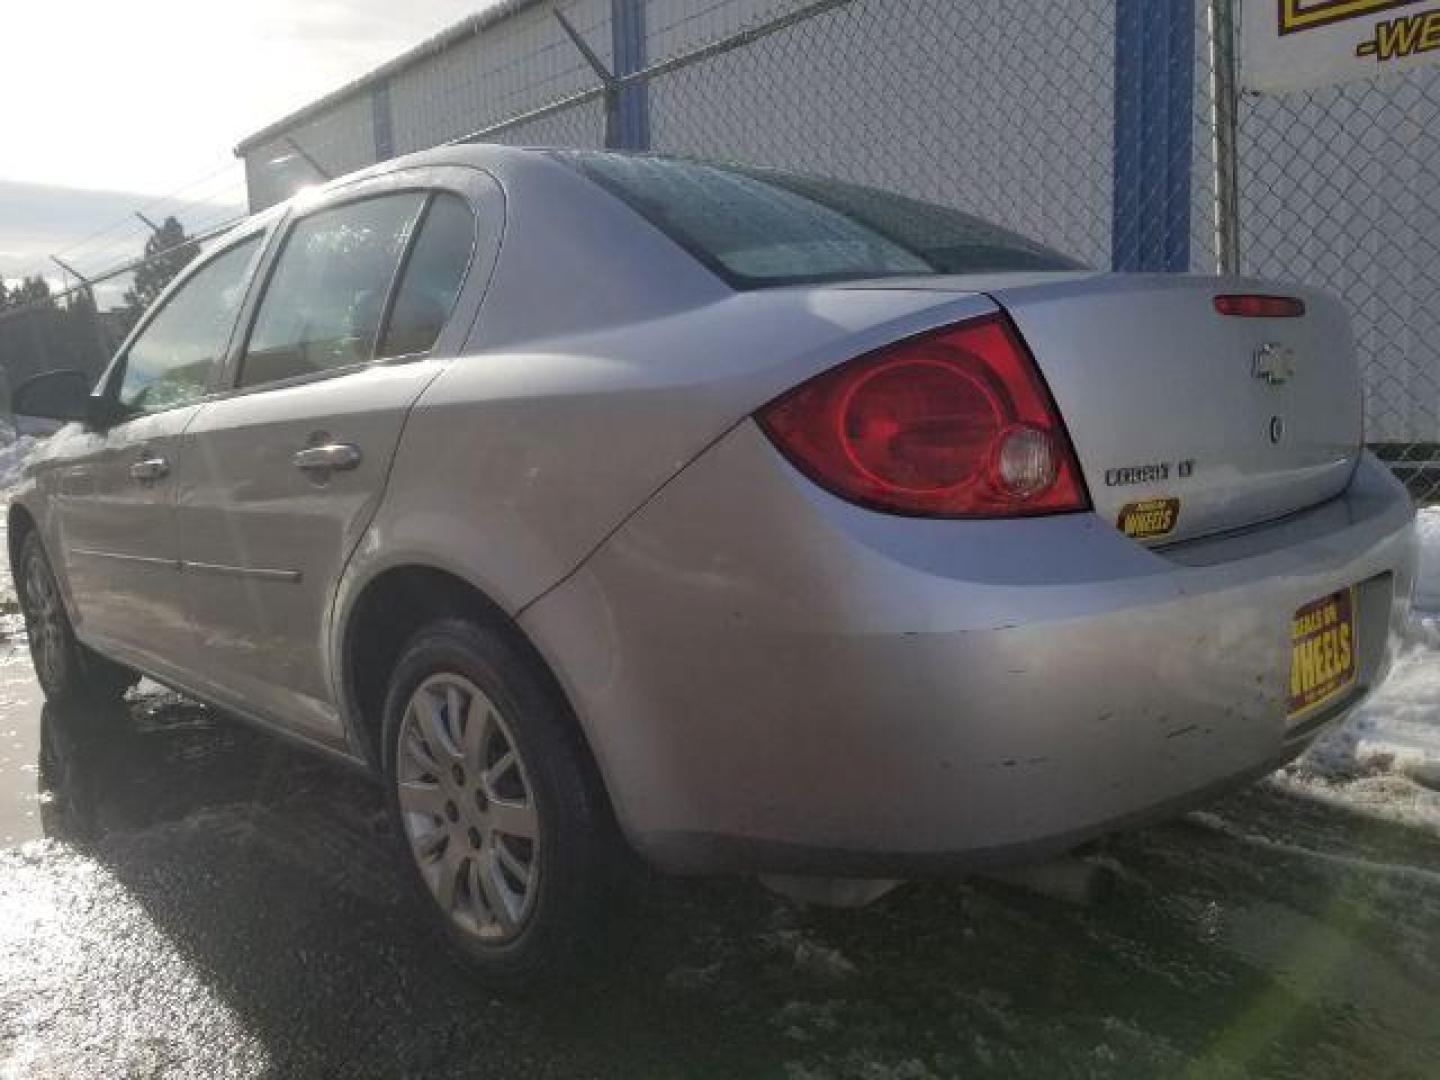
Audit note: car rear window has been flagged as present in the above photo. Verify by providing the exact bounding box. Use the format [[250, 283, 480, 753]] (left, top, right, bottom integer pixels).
[[378, 192, 475, 360], [554, 152, 1083, 288]]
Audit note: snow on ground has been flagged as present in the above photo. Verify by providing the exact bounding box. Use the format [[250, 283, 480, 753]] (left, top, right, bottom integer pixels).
[[1293, 506, 1440, 824], [0, 434, 33, 607], [0, 434, 34, 494]]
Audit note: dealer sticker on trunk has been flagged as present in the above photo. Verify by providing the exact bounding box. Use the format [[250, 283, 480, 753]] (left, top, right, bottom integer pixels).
[[1117, 497, 1180, 540], [1289, 587, 1357, 718]]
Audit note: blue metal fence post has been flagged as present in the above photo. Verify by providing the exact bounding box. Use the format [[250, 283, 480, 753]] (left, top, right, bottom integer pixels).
[[1112, 0, 1195, 272], [372, 78, 395, 163], [611, 0, 650, 150]]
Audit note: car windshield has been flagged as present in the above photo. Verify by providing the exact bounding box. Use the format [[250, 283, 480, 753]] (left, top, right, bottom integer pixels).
[[554, 151, 1085, 288]]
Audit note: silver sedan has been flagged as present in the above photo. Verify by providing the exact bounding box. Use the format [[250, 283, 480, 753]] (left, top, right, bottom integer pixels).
[[8, 146, 1416, 984]]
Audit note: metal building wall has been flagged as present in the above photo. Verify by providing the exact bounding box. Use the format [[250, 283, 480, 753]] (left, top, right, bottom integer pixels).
[[242, 94, 377, 211], [641, 0, 1117, 269], [238, 0, 1118, 270], [388, 0, 611, 154], [645, 0, 814, 63], [238, 0, 613, 208]]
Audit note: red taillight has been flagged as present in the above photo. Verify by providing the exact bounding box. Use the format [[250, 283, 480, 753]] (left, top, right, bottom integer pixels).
[[756, 313, 1089, 517], [1213, 294, 1305, 318]]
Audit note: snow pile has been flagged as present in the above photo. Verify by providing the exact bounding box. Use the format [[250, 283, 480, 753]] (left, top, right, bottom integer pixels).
[[1412, 505, 1440, 611], [1300, 507, 1440, 796], [0, 433, 35, 494]]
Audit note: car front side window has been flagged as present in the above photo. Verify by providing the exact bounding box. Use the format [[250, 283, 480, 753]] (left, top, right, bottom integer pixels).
[[117, 236, 262, 417]]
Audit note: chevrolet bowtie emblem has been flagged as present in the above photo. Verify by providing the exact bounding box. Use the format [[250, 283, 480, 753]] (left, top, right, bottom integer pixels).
[[1253, 343, 1296, 386]]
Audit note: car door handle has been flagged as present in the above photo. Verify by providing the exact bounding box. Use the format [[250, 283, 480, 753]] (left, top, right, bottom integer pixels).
[[129, 457, 170, 481], [292, 443, 362, 473]]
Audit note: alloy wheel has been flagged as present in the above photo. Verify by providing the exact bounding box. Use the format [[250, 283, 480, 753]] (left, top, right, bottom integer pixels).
[[396, 673, 540, 943], [22, 550, 67, 688]]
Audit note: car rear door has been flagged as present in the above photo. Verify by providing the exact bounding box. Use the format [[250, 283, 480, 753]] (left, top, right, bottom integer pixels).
[[54, 233, 265, 676], [176, 168, 498, 739]]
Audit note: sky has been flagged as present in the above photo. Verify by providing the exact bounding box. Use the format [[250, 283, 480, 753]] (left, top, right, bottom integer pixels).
[[2, 0, 494, 288]]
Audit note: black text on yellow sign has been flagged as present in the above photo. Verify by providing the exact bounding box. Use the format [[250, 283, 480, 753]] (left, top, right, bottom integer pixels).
[[1117, 497, 1180, 540], [1288, 587, 1357, 717]]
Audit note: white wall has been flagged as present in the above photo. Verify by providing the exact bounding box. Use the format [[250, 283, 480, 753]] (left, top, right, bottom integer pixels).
[[643, 0, 1116, 268], [241, 0, 1116, 269], [244, 94, 377, 211], [390, 0, 611, 153]]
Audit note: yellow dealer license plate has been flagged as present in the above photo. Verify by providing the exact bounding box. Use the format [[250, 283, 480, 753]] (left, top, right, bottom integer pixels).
[[1288, 587, 1357, 718]]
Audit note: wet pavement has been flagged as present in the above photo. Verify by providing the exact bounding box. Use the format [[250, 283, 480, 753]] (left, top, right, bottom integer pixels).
[[0, 610, 41, 847], [0, 650, 1438, 1079]]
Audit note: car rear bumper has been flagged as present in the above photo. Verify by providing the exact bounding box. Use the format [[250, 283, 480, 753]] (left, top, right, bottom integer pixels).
[[519, 430, 1417, 876]]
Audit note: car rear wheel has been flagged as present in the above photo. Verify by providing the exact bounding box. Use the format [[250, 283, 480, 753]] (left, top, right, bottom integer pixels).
[[381, 617, 629, 985], [17, 532, 138, 704]]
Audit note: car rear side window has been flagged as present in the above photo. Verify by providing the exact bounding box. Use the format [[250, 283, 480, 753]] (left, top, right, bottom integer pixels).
[[240, 193, 425, 388], [118, 236, 261, 416], [555, 152, 1083, 288], [377, 193, 475, 360]]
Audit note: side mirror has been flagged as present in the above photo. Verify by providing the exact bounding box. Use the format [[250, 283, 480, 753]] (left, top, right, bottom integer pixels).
[[13, 369, 114, 428]]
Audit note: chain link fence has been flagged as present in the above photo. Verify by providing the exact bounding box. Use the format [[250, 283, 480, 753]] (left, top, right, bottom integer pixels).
[[0, 217, 241, 407], [1234, 61, 1440, 499], [2, 0, 1437, 500], [644, 0, 1117, 267]]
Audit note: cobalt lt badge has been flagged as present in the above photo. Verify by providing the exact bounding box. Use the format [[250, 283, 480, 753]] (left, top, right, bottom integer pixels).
[[1253, 342, 1296, 385]]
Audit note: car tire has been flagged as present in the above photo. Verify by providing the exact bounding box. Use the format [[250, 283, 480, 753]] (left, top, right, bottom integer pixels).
[[381, 616, 631, 986], [17, 532, 138, 704]]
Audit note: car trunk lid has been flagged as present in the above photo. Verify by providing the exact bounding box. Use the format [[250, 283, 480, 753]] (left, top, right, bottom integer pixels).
[[982, 274, 1361, 544]]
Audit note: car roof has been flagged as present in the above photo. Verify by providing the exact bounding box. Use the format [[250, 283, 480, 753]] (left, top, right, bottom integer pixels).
[[240, 143, 557, 229], [300, 142, 554, 195]]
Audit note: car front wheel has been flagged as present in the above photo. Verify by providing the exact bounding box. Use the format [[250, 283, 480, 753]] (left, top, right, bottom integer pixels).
[[381, 617, 629, 985], [17, 532, 137, 704]]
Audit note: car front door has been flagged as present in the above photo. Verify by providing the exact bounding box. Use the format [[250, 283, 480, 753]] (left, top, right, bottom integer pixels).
[[177, 177, 489, 739], [53, 235, 265, 677]]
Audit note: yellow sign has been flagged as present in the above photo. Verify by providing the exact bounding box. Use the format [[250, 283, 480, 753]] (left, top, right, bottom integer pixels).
[[1117, 497, 1179, 541], [1279, 0, 1421, 35], [1244, 0, 1440, 92], [1288, 587, 1358, 717]]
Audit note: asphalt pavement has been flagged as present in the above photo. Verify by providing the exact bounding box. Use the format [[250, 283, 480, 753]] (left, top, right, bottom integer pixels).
[[1, 647, 1438, 1079]]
